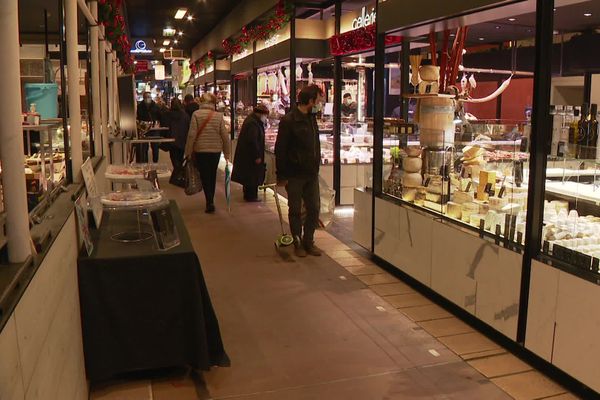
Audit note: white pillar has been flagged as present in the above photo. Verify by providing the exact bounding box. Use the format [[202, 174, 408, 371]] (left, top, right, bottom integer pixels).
[[99, 33, 109, 158], [89, 0, 102, 157], [65, 0, 83, 181], [107, 51, 114, 131], [112, 55, 119, 129], [0, 0, 32, 262]]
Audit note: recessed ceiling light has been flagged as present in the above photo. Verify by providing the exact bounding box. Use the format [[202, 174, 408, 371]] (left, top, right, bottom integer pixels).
[[133, 60, 138, 65], [178, 31, 183, 36], [159, 48, 166, 53], [478, 37, 485, 41], [495, 25, 501, 29], [163, 40, 170, 46], [508, 18, 516, 22], [163, 28, 176, 37], [187, 15, 193, 21], [174, 39, 178, 44], [584, 12, 592, 17], [174, 8, 188, 19]]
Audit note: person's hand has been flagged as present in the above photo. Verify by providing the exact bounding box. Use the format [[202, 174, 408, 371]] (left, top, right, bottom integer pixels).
[[255, 158, 262, 165], [277, 179, 288, 187]]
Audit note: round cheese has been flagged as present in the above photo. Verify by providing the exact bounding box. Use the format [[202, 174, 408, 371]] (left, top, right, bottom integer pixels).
[[402, 173, 423, 188], [403, 157, 422, 173], [406, 146, 422, 157]]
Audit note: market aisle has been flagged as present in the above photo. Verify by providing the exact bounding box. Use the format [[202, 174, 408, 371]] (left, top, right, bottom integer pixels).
[[161, 167, 566, 400], [92, 164, 575, 400]]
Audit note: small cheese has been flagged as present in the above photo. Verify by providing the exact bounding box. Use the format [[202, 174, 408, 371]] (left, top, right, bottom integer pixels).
[[403, 156, 422, 173], [470, 213, 486, 227], [402, 188, 417, 202], [426, 192, 442, 203], [462, 145, 484, 159], [447, 201, 462, 219], [489, 196, 508, 210], [501, 203, 522, 215], [402, 172, 423, 188], [453, 191, 475, 204], [461, 202, 479, 222]]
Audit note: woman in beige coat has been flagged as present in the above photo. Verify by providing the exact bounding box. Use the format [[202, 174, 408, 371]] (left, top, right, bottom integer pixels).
[[185, 93, 231, 213]]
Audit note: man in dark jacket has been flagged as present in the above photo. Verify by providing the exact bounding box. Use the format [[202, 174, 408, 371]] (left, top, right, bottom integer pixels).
[[136, 92, 160, 163], [184, 94, 200, 117], [232, 104, 268, 201], [165, 98, 190, 187], [275, 85, 324, 257]]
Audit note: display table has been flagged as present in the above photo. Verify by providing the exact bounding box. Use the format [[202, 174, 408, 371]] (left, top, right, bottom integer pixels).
[[77, 201, 229, 382]]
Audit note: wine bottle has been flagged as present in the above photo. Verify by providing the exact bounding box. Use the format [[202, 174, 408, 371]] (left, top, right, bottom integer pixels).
[[569, 106, 580, 158], [577, 103, 589, 159], [590, 104, 598, 161]]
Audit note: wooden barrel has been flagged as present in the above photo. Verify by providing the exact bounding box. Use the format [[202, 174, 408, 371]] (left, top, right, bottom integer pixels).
[[416, 97, 456, 147]]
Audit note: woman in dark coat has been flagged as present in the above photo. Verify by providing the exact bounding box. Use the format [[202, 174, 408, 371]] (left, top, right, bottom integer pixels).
[[232, 104, 269, 201], [166, 98, 190, 186]]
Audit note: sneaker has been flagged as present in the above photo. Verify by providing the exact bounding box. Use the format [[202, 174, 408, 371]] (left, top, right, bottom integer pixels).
[[294, 241, 307, 257], [205, 204, 216, 214], [304, 242, 322, 257]]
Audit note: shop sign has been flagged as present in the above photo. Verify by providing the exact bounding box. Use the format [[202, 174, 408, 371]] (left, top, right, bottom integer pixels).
[[154, 64, 165, 80], [351, 6, 376, 30], [135, 60, 149, 73], [130, 40, 153, 54]]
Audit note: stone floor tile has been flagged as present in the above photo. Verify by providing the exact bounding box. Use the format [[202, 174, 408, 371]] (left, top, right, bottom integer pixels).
[[461, 348, 508, 361], [491, 370, 567, 400], [152, 376, 202, 400], [90, 380, 151, 400], [327, 250, 357, 259], [418, 317, 474, 338], [399, 304, 453, 322], [358, 273, 399, 286], [438, 332, 501, 356], [386, 293, 432, 308], [370, 282, 415, 297], [336, 257, 370, 268], [467, 353, 532, 378], [344, 264, 382, 275]]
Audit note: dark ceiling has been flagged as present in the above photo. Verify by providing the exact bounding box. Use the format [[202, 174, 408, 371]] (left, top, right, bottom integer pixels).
[[124, 0, 238, 55]]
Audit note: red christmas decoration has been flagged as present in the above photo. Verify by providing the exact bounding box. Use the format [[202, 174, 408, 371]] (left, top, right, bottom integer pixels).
[[329, 25, 402, 56], [222, 0, 291, 56]]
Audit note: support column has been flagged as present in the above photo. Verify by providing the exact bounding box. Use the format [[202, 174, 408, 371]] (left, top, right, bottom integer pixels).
[[113, 56, 120, 129], [66, 0, 83, 181], [99, 33, 109, 158], [0, 0, 32, 262], [89, 0, 102, 157], [107, 51, 114, 131]]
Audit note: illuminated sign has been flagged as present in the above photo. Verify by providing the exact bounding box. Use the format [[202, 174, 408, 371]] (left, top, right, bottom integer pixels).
[[130, 40, 153, 54], [351, 7, 376, 30]]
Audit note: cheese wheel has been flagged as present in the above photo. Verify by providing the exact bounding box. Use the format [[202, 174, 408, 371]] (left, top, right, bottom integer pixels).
[[405, 146, 422, 157], [461, 202, 479, 222], [403, 157, 422, 173], [402, 172, 423, 188], [402, 188, 417, 202]]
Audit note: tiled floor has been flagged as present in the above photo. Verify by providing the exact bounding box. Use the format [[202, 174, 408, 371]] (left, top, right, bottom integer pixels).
[[90, 167, 579, 400]]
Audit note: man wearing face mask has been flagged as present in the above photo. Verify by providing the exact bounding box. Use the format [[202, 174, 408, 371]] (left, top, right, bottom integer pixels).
[[232, 104, 269, 202], [342, 93, 357, 118], [136, 92, 160, 163], [275, 84, 324, 257]]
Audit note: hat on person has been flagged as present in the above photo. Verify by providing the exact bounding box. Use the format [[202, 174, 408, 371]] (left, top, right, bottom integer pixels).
[[253, 103, 269, 115]]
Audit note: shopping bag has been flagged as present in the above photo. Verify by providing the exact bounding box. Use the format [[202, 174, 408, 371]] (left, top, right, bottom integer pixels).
[[184, 157, 203, 195]]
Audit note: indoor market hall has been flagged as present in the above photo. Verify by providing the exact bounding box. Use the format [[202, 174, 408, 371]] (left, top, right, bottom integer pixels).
[[1, 0, 599, 399]]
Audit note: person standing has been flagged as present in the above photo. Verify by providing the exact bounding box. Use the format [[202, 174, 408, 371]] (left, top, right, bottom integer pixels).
[[232, 104, 269, 202], [165, 98, 190, 187], [185, 93, 231, 213], [275, 85, 324, 257], [136, 92, 160, 163], [184, 94, 199, 117], [342, 93, 357, 117]]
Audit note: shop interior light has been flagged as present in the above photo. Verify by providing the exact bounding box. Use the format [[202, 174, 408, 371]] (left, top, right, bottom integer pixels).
[[159, 48, 166, 53], [584, 12, 592, 17], [174, 8, 188, 19], [178, 31, 184, 36], [478, 37, 485, 41], [163, 40, 170, 46], [187, 15, 193, 21], [163, 28, 176, 37], [508, 17, 516, 21], [174, 40, 179, 44]]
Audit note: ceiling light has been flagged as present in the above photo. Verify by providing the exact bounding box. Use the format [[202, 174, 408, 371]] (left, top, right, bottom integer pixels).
[[584, 12, 592, 17], [174, 8, 188, 19], [508, 18, 516, 22], [163, 28, 176, 37], [187, 15, 193, 21], [495, 25, 501, 29], [174, 39, 179, 44], [133, 60, 138, 64], [178, 31, 183, 36], [159, 48, 166, 53], [163, 40, 170, 46], [478, 37, 485, 41]]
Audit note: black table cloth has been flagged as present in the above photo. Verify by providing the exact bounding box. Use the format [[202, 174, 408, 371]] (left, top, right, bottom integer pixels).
[[78, 201, 229, 382]]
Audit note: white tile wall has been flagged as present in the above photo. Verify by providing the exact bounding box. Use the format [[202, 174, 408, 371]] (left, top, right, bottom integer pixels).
[[0, 315, 25, 400], [352, 189, 372, 250]]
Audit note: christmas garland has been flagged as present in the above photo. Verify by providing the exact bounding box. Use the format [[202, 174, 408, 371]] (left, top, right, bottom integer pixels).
[[190, 51, 214, 76], [222, 0, 291, 56], [98, 0, 134, 73], [330, 25, 403, 56]]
